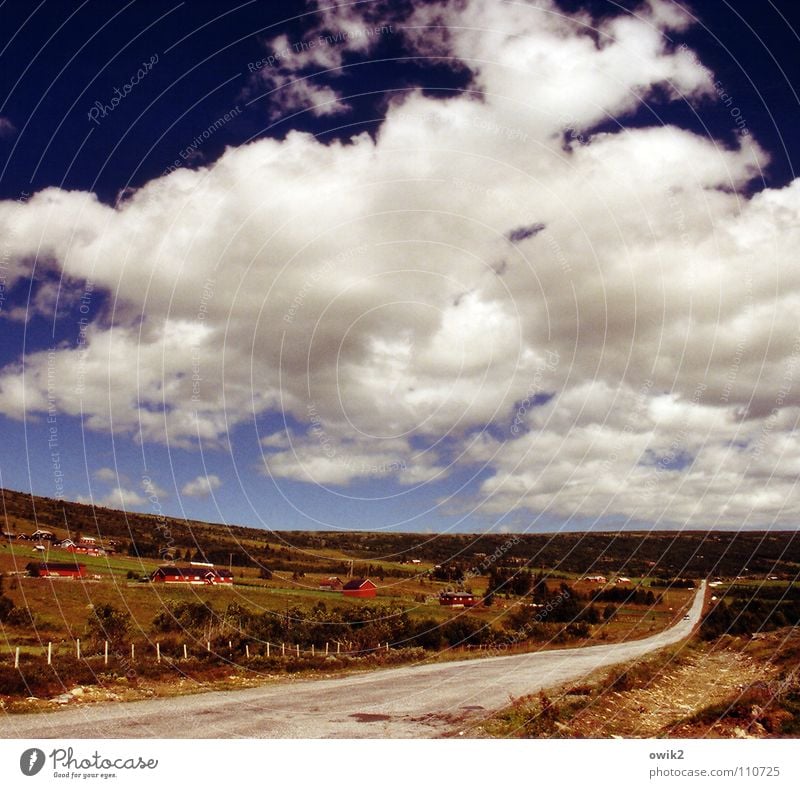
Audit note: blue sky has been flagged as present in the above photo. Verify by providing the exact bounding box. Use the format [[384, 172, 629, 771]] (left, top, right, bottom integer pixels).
[[1, 0, 799, 533]]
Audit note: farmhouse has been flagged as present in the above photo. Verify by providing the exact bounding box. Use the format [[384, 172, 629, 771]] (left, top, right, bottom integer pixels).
[[584, 575, 607, 583], [66, 542, 106, 557], [319, 576, 343, 591], [31, 529, 55, 541], [342, 578, 377, 598], [439, 591, 480, 608], [27, 561, 86, 579], [150, 565, 234, 585]]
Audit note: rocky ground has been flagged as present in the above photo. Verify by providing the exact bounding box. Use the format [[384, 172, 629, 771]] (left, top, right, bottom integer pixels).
[[478, 629, 800, 739]]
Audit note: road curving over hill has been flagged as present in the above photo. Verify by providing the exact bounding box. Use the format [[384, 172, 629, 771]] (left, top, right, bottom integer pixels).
[[0, 581, 706, 739]]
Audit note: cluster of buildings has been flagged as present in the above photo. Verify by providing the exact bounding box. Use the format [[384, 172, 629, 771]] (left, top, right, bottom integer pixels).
[[317, 577, 481, 607], [150, 564, 233, 585], [6, 529, 111, 557], [318, 577, 378, 598], [438, 590, 480, 607], [24, 561, 235, 585], [26, 561, 87, 579]]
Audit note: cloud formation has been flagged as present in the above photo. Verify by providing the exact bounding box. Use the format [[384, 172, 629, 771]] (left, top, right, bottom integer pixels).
[[0, 117, 16, 138], [1, 0, 798, 527], [181, 473, 222, 498]]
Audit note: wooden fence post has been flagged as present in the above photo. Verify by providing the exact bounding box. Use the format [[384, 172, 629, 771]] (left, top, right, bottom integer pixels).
[[245, 644, 250, 659], [156, 642, 161, 663], [325, 642, 329, 655], [337, 641, 340, 654], [296, 644, 300, 657], [183, 644, 188, 660], [131, 643, 135, 662], [104, 641, 108, 666], [311, 644, 315, 656], [207, 641, 211, 652], [76, 639, 81, 659], [281, 642, 285, 656], [47, 642, 52, 666], [14, 647, 19, 669], [266, 642, 270, 657]]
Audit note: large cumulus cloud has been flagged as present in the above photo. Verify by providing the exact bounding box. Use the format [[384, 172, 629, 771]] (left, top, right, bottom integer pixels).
[[1, 0, 798, 526]]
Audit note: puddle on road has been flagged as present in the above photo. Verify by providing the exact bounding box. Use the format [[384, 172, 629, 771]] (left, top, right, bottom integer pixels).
[[350, 713, 392, 723]]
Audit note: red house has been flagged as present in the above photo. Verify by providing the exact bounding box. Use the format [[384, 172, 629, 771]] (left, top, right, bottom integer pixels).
[[439, 591, 479, 608], [66, 543, 106, 557], [342, 578, 377, 598], [27, 561, 86, 579], [150, 566, 234, 585]]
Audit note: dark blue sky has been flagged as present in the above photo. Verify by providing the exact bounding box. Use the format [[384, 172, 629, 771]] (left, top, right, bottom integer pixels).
[[1, 1, 797, 204]]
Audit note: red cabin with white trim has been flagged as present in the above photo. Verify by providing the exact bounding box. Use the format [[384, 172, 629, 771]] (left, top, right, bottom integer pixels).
[[342, 578, 377, 598], [150, 566, 234, 585]]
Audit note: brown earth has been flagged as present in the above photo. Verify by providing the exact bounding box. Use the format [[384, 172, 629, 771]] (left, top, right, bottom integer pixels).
[[479, 629, 800, 739], [565, 649, 767, 737]]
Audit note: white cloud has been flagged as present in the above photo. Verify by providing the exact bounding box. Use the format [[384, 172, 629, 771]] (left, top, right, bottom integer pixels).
[[181, 473, 222, 498], [0, 0, 798, 525], [0, 117, 16, 138], [93, 467, 118, 483], [80, 486, 147, 510], [244, 6, 397, 118]]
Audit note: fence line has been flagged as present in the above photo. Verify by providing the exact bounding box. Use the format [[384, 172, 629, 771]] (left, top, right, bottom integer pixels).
[[6, 638, 399, 668]]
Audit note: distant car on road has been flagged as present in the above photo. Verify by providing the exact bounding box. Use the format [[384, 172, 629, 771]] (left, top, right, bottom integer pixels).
[[683, 614, 690, 620]]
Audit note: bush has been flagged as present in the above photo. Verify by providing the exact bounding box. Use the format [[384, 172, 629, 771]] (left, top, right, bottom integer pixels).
[[152, 601, 216, 635], [86, 604, 131, 648], [0, 594, 14, 623]]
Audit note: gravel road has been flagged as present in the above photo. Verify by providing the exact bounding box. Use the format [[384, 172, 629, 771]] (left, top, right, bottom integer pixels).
[[0, 581, 705, 738]]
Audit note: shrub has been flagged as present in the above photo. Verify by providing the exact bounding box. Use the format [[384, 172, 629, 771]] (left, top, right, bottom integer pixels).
[[152, 601, 216, 635], [86, 604, 131, 648], [0, 595, 14, 623]]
